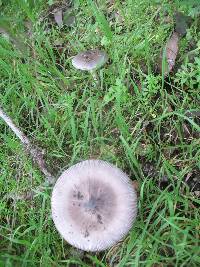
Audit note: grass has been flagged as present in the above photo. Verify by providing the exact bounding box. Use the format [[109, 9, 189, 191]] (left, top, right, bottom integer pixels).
[[0, 0, 200, 266]]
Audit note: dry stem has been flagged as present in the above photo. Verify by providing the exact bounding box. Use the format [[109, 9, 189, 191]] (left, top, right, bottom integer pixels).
[[0, 106, 55, 186]]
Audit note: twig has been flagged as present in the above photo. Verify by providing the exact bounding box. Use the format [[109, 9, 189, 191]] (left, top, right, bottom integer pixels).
[[0, 106, 55, 186]]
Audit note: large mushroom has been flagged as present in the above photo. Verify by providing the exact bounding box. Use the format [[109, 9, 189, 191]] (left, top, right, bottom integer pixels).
[[51, 159, 137, 252], [72, 49, 108, 81]]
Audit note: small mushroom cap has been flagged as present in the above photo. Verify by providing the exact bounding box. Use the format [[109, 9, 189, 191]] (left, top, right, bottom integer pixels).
[[72, 49, 108, 71], [51, 160, 137, 252]]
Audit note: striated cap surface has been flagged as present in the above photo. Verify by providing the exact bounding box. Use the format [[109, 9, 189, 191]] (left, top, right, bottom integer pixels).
[[51, 160, 137, 251]]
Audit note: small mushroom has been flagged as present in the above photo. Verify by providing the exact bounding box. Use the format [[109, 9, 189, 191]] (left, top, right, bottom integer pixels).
[[51, 159, 137, 252], [72, 49, 108, 81]]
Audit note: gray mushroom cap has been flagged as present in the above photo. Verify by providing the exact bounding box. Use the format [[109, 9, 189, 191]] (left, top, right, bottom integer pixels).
[[51, 160, 137, 252], [72, 49, 108, 71]]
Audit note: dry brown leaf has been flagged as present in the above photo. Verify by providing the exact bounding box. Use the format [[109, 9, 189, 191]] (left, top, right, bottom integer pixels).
[[160, 32, 179, 76], [53, 9, 63, 27]]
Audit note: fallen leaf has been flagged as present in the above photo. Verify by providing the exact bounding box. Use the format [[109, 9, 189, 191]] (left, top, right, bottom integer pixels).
[[53, 9, 63, 27], [160, 32, 179, 76], [174, 12, 192, 37], [41, 2, 75, 28]]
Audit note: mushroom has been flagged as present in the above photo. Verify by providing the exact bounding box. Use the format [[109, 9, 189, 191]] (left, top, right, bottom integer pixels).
[[72, 49, 108, 81], [51, 159, 137, 252]]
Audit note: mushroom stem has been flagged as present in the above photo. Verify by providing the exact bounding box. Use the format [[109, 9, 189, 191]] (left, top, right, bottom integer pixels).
[[0, 106, 55, 185], [90, 70, 98, 81]]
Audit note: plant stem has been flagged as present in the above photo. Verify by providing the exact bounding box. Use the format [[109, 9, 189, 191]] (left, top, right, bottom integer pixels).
[[90, 70, 100, 85]]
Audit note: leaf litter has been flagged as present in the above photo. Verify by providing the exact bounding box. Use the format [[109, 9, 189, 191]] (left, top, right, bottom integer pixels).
[[159, 11, 193, 76], [40, 1, 75, 28], [53, 8, 63, 27], [161, 31, 180, 76]]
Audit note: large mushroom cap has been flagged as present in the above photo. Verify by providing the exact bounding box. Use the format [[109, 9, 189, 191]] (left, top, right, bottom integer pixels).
[[51, 160, 137, 252], [72, 49, 108, 71]]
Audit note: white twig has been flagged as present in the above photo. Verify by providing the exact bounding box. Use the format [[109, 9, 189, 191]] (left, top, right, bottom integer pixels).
[[0, 106, 55, 185], [0, 107, 30, 145]]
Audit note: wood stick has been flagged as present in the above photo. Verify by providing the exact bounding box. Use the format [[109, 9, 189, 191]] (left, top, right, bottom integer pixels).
[[0, 106, 55, 186]]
